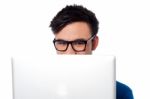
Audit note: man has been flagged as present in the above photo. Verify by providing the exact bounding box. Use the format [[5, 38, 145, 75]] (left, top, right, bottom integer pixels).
[[50, 4, 134, 99]]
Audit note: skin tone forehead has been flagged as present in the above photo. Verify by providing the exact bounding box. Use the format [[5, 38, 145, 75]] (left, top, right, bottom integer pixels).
[[55, 22, 92, 41]]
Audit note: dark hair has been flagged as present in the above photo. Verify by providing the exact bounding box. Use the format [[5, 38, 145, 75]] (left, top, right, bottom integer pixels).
[[50, 4, 99, 36]]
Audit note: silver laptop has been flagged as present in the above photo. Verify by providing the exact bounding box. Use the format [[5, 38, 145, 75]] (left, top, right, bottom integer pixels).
[[12, 55, 116, 99]]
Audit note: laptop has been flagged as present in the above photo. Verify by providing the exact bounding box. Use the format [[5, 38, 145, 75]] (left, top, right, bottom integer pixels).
[[12, 55, 116, 99]]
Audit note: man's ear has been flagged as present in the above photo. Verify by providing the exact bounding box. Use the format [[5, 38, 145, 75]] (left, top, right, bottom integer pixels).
[[92, 36, 99, 50]]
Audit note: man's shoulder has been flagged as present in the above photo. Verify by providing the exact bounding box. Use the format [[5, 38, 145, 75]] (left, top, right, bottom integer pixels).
[[116, 81, 134, 99]]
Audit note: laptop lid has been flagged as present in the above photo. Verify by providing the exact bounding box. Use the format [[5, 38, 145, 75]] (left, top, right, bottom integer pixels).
[[12, 55, 116, 99]]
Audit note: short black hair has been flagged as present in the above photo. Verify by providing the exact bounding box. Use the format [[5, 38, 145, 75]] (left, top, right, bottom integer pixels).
[[50, 4, 99, 36]]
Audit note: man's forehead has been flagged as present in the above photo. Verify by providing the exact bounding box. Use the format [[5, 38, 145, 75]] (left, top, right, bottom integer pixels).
[[54, 22, 92, 40], [54, 35, 90, 41]]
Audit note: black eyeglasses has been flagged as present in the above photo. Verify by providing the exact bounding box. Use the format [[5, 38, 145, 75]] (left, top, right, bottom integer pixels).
[[53, 35, 96, 52]]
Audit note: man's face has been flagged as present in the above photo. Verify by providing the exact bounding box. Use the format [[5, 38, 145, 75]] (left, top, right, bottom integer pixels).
[[54, 22, 98, 54]]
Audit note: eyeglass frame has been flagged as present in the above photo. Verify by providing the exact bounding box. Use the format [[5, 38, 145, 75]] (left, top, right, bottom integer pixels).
[[53, 34, 96, 52]]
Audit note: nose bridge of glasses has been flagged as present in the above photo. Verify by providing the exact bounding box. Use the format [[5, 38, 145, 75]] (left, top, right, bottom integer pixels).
[[67, 41, 75, 47], [66, 42, 76, 53]]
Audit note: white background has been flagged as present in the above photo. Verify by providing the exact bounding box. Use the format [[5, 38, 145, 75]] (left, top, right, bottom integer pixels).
[[0, 0, 150, 99]]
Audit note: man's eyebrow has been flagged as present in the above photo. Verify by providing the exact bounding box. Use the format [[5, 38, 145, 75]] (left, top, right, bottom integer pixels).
[[73, 39, 87, 41], [54, 39, 66, 41], [55, 38, 87, 41]]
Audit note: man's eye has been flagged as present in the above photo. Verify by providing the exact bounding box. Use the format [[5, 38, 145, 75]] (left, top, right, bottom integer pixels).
[[56, 41, 67, 45], [73, 41, 85, 45]]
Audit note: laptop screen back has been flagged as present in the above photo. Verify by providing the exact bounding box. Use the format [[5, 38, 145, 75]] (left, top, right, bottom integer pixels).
[[12, 55, 116, 99]]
